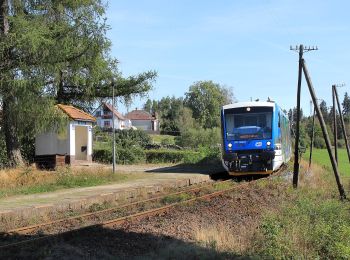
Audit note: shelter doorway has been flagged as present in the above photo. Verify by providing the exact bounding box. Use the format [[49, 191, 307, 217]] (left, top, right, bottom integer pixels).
[[75, 126, 88, 160]]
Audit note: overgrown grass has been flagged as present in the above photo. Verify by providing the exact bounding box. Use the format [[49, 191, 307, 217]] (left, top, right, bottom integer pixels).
[[191, 159, 350, 258], [253, 190, 350, 258], [251, 161, 350, 258], [0, 166, 148, 199], [150, 134, 175, 145]]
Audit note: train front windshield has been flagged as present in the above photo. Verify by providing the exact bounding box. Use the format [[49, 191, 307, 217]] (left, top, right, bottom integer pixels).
[[225, 109, 273, 140]]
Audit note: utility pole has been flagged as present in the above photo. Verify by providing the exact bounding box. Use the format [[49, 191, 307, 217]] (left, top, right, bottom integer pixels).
[[290, 45, 318, 188], [303, 60, 346, 200], [333, 84, 350, 165], [112, 80, 116, 174], [332, 85, 338, 164]]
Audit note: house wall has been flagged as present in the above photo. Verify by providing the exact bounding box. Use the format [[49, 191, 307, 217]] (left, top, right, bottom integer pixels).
[[95, 107, 129, 130], [95, 107, 131, 129], [131, 120, 152, 131]]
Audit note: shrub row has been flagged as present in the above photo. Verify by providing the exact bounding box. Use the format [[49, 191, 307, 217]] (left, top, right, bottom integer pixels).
[[93, 146, 221, 165], [93, 147, 145, 165], [145, 149, 201, 164]]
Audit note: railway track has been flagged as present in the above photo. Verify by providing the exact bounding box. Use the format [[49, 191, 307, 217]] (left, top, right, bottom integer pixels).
[[0, 178, 235, 249], [0, 166, 290, 250]]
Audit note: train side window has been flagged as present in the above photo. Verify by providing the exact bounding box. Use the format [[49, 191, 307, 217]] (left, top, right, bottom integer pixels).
[[278, 113, 281, 128]]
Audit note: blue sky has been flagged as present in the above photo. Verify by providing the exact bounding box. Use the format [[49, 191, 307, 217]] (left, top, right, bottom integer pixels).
[[106, 0, 350, 115]]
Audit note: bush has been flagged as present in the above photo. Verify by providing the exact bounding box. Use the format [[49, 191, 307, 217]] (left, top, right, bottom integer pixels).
[[117, 147, 145, 164], [314, 136, 326, 149], [160, 137, 173, 146], [196, 146, 221, 164], [175, 127, 221, 148], [337, 139, 345, 148], [114, 129, 151, 148], [93, 146, 145, 165], [145, 147, 221, 164], [145, 149, 200, 164], [254, 194, 350, 259], [92, 149, 112, 164]]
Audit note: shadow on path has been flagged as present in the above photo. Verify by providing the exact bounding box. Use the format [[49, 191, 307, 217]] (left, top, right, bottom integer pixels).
[[0, 226, 245, 259], [145, 164, 225, 175]]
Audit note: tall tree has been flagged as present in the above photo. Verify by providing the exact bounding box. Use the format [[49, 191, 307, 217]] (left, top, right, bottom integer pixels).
[[319, 100, 329, 122], [0, 0, 156, 166], [342, 92, 350, 116], [143, 99, 153, 113], [184, 81, 234, 128]]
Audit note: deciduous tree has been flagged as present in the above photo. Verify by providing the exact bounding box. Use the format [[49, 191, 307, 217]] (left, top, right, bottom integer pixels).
[[184, 81, 234, 129]]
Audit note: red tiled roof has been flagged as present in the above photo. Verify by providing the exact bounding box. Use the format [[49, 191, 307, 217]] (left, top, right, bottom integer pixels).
[[103, 103, 126, 120], [57, 104, 96, 122], [125, 110, 156, 120]]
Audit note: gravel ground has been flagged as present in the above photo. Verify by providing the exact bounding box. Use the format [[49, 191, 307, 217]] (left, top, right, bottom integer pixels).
[[1, 178, 289, 259]]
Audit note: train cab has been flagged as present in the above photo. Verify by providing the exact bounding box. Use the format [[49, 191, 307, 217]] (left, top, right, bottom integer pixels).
[[221, 101, 291, 175]]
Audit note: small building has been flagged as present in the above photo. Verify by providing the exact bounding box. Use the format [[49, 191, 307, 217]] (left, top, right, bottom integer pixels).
[[35, 104, 95, 168], [94, 102, 132, 130], [125, 109, 159, 132]]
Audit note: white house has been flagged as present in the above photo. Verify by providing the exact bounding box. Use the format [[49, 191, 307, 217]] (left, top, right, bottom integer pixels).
[[125, 109, 159, 132], [94, 102, 132, 130], [35, 104, 95, 168]]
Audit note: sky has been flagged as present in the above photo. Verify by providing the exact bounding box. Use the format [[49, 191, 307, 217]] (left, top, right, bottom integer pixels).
[[105, 0, 350, 116]]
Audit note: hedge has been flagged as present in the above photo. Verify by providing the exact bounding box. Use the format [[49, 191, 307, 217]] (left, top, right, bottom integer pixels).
[[93, 147, 145, 165], [93, 147, 221, 165], [145, 149, 201, 164]]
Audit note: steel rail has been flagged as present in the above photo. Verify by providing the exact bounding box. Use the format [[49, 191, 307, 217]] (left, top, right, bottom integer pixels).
[[0, 166, 290, 250], [4, 179, 231, 236], [0, 180, 244, 250]]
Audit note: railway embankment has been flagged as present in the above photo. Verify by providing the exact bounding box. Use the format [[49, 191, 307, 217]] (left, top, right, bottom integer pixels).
[[0, 164, 220, 231], [1, 160, 350, 259]]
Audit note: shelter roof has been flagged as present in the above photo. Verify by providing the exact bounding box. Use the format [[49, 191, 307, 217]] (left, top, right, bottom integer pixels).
[[57, 104, 96, 122]]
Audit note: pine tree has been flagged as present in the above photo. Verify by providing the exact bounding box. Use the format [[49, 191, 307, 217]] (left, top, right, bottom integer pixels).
[[342, 92, 350, 116]]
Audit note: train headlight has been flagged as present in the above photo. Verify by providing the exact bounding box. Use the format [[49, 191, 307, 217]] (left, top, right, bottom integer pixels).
[[228, 143, 232, 148], [267, 141, 271, 146]]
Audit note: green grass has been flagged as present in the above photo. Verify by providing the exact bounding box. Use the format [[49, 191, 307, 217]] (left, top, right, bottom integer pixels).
[[303, 148, 350, 176], [150, 134, 175, 145]]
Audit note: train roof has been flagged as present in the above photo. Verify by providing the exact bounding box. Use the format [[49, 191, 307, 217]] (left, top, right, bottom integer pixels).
[[222, 101, 276, 110]]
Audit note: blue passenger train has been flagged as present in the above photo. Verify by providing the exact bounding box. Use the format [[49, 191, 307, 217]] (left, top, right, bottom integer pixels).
[[221, 101, 291, 175]]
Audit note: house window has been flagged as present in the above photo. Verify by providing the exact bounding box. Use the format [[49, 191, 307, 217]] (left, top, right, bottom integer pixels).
[[104, 121, 110, 127], [96, 111, 101, 117]]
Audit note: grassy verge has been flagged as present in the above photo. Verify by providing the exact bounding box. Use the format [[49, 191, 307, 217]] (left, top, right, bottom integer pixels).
[[190, 161, 350, 258], [0, 166, 149, 199]]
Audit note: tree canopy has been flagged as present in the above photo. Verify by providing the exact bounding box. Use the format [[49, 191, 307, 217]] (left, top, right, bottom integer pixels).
[[184, 81, 234, 129], [342, 92, 350, 116], [0, 0, 156, 166]]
